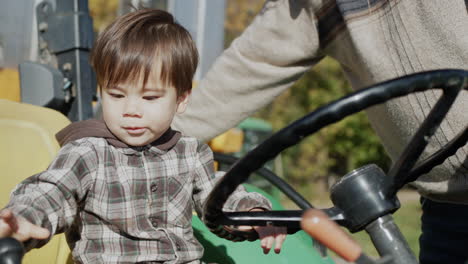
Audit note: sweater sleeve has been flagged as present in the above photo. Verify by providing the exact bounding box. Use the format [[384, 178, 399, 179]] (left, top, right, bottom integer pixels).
[[4, 140, 97, 250], [173, 0, 323, 141], [191, 142, 272, 220]]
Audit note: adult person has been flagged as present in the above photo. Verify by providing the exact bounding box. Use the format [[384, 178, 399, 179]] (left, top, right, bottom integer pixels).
[[172, 1, 468, 263]]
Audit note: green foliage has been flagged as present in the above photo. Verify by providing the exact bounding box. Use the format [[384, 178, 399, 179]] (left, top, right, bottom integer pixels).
[[255, 58, 391, 190], [88, 0, 118, 33], [224, 0, 264, 48]]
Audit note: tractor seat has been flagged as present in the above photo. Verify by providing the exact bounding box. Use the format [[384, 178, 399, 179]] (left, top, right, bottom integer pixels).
[[0, 99, 73, 264]]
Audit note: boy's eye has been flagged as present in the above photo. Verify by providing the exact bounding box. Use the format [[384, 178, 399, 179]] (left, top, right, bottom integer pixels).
[[109, 93, 124, 98], [143, 96, 160, 100]]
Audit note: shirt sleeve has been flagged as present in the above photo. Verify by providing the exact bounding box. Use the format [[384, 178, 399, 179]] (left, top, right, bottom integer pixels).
[[173, 0, 323, 141], [4, 140, 97, 250], [191, 142, 272, 220]]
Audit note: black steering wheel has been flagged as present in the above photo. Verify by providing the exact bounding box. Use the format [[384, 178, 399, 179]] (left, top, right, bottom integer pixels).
[[203, 69, 468, 242], [0, 70, 466, 264]]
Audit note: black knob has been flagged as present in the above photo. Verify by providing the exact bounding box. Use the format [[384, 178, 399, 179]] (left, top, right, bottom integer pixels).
[[0, 238, 24, 264]]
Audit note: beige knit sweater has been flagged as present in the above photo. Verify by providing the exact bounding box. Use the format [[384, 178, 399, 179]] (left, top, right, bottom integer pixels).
[[173, 0, 468, 204]]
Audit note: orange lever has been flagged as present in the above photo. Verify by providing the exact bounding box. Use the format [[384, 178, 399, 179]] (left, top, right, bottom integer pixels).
[[301, 209, 362, 262]]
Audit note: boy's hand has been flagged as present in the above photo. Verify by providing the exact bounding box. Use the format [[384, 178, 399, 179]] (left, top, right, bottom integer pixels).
[[238, 208, 287, 254], [0, 209, 50, 242], [253, 224, 287, 254]]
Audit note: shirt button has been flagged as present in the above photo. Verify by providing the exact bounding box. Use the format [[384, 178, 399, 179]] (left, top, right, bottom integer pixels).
[[150, 183, 158, 192], [150, 218, 158, 227]]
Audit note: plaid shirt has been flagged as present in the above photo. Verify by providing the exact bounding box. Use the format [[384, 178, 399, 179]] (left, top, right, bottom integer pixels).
[[6, 136, 271, 263]]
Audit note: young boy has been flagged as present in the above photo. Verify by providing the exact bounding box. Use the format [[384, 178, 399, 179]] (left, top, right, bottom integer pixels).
[[0, 9, 286, 263]]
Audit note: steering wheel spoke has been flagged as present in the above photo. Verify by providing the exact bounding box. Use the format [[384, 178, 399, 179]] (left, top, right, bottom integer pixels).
[[405, 126, 468, 185]]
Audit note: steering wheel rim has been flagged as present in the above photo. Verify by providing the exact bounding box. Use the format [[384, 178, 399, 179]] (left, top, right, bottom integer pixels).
[[214, 152, 313, 210], [204, 69, 468, 241]]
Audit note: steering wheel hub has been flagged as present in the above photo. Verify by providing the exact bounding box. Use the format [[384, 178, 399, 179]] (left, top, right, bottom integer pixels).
[[330, 164, 400, 232]]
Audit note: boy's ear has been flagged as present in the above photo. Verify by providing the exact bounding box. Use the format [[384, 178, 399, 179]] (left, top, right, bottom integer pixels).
[[176, 91, 191, 114]]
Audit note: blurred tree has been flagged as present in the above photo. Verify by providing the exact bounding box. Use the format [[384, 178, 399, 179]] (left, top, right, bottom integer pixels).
[[224, 0, 264, 48], [89, 0, 119, 33]]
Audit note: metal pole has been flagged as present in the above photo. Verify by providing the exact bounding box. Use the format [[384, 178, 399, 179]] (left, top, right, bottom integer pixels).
[[365, 215, 418, 264]]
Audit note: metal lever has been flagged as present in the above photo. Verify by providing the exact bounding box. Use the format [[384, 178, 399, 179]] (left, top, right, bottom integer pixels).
[[301, 209, 375, 264]]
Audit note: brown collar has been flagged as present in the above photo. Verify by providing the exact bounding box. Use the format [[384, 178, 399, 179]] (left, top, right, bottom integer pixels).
[[55, 119, 181, 150]]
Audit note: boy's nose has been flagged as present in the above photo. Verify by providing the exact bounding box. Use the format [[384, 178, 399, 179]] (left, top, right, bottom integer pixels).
[[123, 100, 142, 117]]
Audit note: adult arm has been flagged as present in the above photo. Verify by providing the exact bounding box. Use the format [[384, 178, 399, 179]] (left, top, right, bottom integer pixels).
[[173, 0, 323, 141]]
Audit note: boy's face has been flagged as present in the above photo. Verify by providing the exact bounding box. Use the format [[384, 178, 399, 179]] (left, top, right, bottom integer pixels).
[[101, 64, 189, 147]]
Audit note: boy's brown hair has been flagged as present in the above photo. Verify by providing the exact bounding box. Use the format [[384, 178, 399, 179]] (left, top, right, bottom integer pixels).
[[90, 9, 198, 97]]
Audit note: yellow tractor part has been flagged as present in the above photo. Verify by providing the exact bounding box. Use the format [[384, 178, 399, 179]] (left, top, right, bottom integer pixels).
[[0, 99, 73, 264], [208, 128, 244, 171], [208, 128, 244, 154], [0, 68, 20, 102]]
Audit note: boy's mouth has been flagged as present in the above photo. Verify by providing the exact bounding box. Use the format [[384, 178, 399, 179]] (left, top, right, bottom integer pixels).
[[123, 127, 146, 134]]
